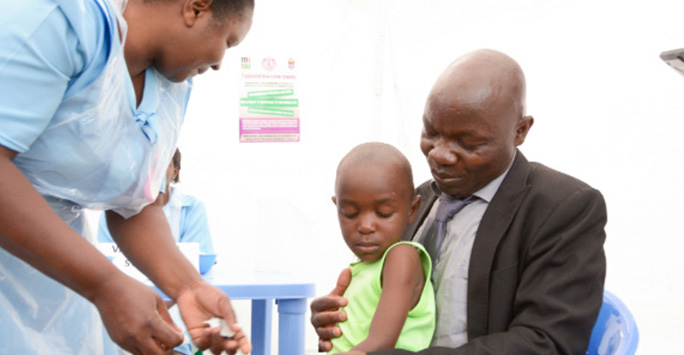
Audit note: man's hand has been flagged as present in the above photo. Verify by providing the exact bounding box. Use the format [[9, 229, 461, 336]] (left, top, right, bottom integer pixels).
[[176, 281, 251, 355], [93, 272, 184, 354], [310, 268, 352, 352]]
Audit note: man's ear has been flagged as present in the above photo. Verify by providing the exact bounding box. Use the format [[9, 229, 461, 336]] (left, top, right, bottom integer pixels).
[[514, 115, 534, 146], [331, 196, 337, 206], [408, 195, 422, 225], [182, 0, 214, 26]]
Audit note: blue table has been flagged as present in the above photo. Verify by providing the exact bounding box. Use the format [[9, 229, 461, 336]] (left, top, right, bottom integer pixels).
[[152, 271, 315, 355]]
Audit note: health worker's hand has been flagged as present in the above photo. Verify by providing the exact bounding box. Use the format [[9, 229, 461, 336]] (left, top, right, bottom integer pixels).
[[93, 272, 184, 354], [177, 281, 251, 354], [310, 268, 352, 352]]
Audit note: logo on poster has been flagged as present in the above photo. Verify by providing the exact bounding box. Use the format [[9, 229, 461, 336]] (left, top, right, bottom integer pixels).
[[288, 58, 295, 70], [241, 57, 251, 69], [262, 58, 276, 71]]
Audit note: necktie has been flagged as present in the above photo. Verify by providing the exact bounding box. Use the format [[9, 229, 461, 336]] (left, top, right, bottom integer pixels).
[[421, 193, 475, 263]]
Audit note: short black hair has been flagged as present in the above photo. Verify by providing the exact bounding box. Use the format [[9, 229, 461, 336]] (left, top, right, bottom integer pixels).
[[336, 142, 415, 204], [144, 0, 254, 21], [172, 148, 181, 183], [211, 0, 254, 21]]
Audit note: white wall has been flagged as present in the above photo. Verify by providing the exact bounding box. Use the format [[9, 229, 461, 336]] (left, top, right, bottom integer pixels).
[[100, 0, 684, 353]]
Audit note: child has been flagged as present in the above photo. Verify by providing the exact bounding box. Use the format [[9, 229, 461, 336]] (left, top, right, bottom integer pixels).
[[329, 142, 436, 353]]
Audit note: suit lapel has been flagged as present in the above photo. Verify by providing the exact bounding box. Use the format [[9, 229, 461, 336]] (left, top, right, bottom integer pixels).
[[467, 150, 532, 339]]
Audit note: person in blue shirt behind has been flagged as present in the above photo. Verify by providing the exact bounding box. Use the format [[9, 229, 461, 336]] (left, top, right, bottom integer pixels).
[[0, 0, 253, 353]]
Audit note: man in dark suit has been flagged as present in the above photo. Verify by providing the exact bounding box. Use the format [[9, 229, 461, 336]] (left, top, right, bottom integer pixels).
[[311, 49, 606, 354]]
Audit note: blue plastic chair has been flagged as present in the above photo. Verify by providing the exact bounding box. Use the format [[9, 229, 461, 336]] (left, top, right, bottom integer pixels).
[[586, 290, 639, 355]]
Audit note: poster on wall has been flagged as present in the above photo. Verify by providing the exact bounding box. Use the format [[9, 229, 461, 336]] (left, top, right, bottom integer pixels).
[[239, 56, 300, 143]]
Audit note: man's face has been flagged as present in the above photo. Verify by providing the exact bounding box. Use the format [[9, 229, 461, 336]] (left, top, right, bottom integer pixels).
[[420, 92, 522, 198]]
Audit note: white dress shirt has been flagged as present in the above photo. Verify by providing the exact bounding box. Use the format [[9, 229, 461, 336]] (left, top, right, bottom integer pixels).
[[413, 160, 513, 347]]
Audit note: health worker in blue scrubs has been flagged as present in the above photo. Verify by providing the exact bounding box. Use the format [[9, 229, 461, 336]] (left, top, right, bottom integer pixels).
[[0, 0, 253, 354]]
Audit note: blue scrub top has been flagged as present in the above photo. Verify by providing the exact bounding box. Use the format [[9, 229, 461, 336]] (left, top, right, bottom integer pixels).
[[1, 0, 192, 217], [0, 0, 110, 153]]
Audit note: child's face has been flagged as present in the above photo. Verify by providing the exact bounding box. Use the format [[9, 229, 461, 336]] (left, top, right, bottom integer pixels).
[[333, 164, 419, 262]]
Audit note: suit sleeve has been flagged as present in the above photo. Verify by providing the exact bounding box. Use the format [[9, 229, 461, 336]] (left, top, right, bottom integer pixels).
[[371, 186, 607, 355]]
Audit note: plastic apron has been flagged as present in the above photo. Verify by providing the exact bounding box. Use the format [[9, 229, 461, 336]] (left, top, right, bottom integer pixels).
[[0, 0, 191, 352]]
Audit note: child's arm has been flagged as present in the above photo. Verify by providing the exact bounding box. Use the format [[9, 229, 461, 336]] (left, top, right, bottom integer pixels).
[[351, 244, 426, 352]]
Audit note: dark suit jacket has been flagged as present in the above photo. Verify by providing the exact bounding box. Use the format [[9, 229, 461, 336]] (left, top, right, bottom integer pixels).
[[372, 151, 606, 355]]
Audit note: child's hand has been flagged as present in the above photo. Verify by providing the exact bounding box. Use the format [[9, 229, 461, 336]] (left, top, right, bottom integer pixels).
[[310, 268, 352, 352]]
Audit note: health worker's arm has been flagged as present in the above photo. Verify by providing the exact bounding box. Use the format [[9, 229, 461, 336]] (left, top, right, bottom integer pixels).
[[105, 206, 251, 354], [0, 146, 185, 353], [351, 244, 426, 352]]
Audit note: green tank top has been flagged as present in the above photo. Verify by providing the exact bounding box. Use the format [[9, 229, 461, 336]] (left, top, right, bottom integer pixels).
[[329, 241, 436, 353]]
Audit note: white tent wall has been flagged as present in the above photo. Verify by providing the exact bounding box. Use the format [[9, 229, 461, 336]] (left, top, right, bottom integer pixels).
[[85, 0, 684, 353]]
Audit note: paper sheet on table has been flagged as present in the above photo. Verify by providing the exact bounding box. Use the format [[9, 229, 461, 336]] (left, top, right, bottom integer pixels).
[[95, 242, 199, 282]]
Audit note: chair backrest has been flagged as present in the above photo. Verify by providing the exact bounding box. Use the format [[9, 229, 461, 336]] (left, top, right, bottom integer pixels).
[[586, 290, 639, 355]]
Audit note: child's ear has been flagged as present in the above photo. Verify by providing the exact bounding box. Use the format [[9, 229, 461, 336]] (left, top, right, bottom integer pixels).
[[407, 195, 422, 224], [331, 196, 337, 205]]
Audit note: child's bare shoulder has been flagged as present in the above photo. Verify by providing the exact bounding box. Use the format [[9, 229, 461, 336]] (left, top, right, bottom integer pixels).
[[382, 243, 425, 291], [384, 243, 423, 274], [385, 243, 422, 261]]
